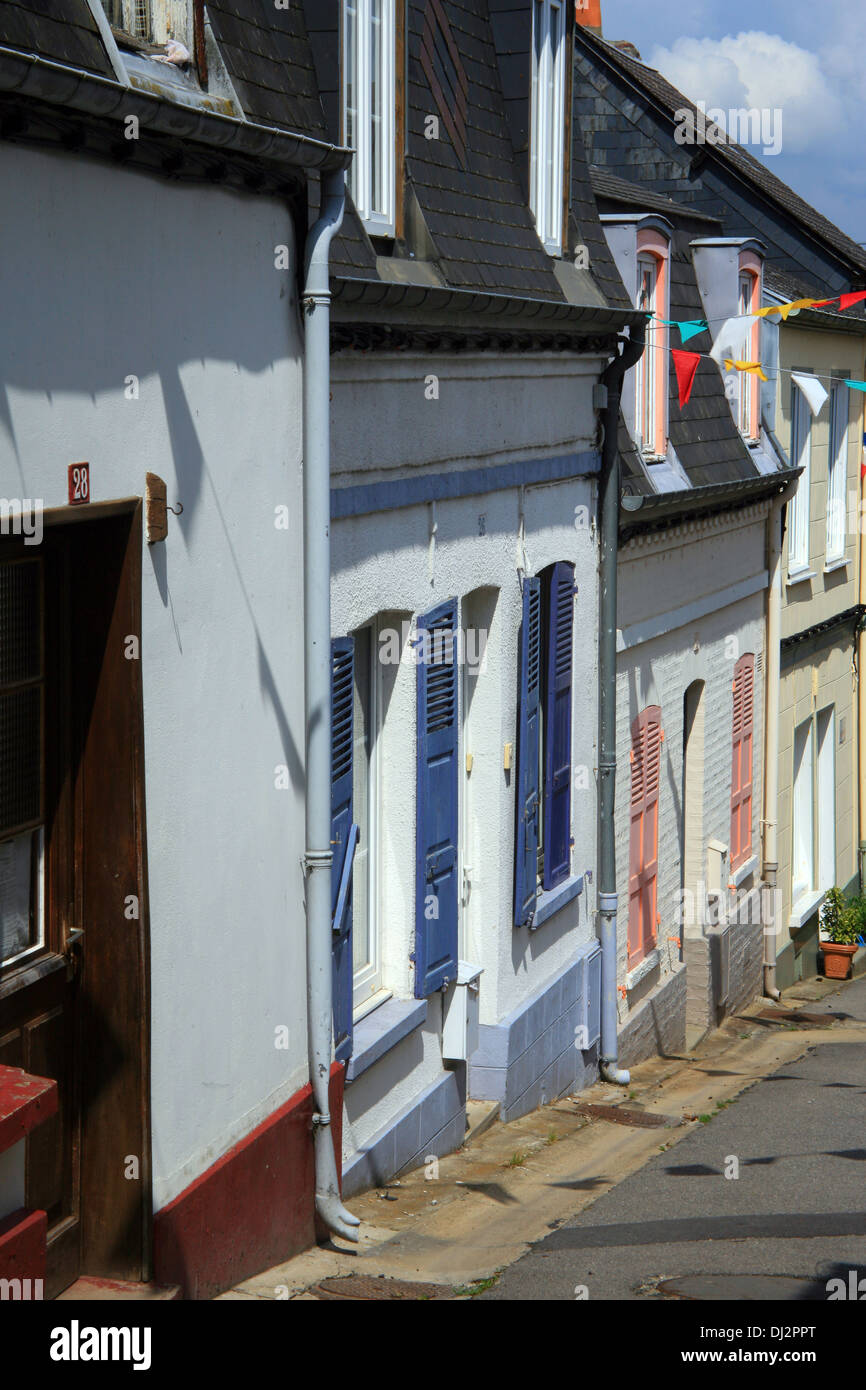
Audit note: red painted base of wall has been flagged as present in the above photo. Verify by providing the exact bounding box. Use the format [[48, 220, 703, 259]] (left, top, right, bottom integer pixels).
[[0, 1208, 46, 1289], [153, 1064, 344, 1301]]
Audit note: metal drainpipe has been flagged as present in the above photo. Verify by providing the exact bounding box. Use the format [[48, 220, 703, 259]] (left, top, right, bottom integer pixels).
[[597, 324, 646, 1085], [302, 169, 360, 1243], [762, 497, 783, 1001]]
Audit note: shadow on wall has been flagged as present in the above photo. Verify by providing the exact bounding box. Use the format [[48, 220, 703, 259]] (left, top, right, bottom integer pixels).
[[0, 147, 306, 786]]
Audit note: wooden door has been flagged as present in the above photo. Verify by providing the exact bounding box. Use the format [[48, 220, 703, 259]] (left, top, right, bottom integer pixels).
[[0, 506, 150, 1295]]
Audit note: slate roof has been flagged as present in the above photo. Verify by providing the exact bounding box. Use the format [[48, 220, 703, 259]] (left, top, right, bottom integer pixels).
[[575, 27, 866, 281], [403, 0, 562, 299], [590, 167, 717, 225], [594, 176, 758, 493], [206, 1, 328, 138], [0, 0, 114, 77]]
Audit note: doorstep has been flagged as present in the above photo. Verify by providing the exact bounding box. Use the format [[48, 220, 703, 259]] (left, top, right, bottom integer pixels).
[[56, 1277, 182, 1301]]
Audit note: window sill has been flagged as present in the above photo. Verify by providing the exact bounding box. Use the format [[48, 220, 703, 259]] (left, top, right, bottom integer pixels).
[[346, 997, 427, 1084], [626, 948, 659, 992], [729, 853, 758, 888], [531, 873, 584, 930], [823, 557, 849, 574], [789, 889, 826, 932], [786, 568, 815, 586]]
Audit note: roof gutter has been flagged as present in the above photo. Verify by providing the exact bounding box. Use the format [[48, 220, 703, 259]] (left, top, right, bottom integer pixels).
[[332, 275, 646, 333], [619, 470, 800, 541], [0, 44, 351, 172]]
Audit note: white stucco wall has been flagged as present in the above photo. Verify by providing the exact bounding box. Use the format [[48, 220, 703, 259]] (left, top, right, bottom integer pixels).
[[0, 142, 307, 1209], [331, 352, 603, 1156], [614, 506, 769, 1017]]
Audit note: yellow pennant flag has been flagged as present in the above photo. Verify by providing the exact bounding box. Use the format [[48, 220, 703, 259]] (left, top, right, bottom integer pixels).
[[755, 298, 820, 321], [724, 358, 769, 382]]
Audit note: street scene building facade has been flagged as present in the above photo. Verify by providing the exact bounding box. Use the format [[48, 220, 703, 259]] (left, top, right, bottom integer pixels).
[[0, 0, 863, 1304]]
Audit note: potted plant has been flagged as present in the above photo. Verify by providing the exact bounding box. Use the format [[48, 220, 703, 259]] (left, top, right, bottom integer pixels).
[[819, 887, 864, 980]]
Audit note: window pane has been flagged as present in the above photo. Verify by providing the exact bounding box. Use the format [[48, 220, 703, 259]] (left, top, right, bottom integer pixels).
[[0, 560, 43, 840], [737, 274, 753, 434], [637, 256, 657, 451], [0, 827, 44, 965], [344, 1, 358, 200]]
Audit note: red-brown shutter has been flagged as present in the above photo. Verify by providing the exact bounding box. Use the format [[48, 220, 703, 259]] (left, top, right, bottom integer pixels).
[[730, 654, 755, 869], [628, 706, 662, 964]]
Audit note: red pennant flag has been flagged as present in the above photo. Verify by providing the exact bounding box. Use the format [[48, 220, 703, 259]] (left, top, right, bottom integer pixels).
[[813, 290, 866, 311], [672, 349, 700, 409]]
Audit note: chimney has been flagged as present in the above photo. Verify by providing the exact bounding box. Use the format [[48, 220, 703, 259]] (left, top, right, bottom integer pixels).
[[575, 0, 603, 35]]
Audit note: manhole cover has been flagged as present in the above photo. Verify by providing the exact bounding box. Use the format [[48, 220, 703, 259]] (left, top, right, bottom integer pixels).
[[571, 1103, 675, 1129], [311, 1275, 454, 1301], [654, 1274, 823, 1300]]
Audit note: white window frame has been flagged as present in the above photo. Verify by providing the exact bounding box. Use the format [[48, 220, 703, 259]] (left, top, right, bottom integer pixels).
[[343, 0, 396, 236], [351, 621, 381, 1011], [788, 383, 812, 574], [530, 0, 567, 255], [826, 383, 848, 563]]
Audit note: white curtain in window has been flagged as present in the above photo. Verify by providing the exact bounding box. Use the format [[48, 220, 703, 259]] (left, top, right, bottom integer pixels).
[[788, 386, 812, 572], [816, 708, 836, 893], [792, 718, 814, 903], [826, 385, 848, 562]]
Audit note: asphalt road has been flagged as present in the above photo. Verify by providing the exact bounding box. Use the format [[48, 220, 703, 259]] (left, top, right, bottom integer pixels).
[[482, 975, 866, 1301]]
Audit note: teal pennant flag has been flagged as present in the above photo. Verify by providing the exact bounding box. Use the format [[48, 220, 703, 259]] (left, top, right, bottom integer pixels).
[[676, 319, 708, 343], [654, 317, 708, 343], [844, 379, 866, 392]]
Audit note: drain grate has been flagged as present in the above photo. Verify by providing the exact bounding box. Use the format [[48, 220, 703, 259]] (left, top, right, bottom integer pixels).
[[311, 1275, 454, 1301], [571, 1103, 676, 1129]]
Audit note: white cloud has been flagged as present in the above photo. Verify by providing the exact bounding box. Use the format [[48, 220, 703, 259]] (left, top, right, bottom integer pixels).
[[647, 31, 846, 155]]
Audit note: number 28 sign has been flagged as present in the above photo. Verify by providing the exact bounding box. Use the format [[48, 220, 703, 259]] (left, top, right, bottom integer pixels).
[[68, 462, 90, 506]]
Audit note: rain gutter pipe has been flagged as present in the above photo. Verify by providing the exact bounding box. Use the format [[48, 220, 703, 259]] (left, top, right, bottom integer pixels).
[[597, 323, 646, 1085], [302, 169, 360, 1243]]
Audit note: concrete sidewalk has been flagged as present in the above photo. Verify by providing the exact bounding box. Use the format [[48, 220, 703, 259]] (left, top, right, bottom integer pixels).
[[218, 973, 866, 1301]]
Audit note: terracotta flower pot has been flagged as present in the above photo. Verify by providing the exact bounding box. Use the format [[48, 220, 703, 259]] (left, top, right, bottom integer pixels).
[[820, 941, 858, 980]]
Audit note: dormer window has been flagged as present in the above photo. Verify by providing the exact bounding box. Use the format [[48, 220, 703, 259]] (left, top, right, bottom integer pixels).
[[530, 0, 567, 255], [343, 0, 396, 236], [737, 251, 762, 439], [634, 228, 670, 457]]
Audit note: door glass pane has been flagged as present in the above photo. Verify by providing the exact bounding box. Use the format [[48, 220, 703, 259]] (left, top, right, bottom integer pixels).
[[0, 827, 44, 964]]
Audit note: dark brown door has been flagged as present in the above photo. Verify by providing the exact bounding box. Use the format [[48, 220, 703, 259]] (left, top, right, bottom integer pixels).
[[0, 507, 150, 1296]]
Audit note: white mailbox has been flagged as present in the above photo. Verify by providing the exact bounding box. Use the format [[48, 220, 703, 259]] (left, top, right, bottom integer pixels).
[[442, 961, 483, 1061]]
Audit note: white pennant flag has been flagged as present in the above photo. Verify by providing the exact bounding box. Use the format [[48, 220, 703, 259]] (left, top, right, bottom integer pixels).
[[709, 315, 758, 366], [791, 372, 828, 418]]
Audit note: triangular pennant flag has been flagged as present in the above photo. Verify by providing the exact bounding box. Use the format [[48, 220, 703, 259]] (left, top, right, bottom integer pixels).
[[710, 316, 757, 365], [791, 371, 828, 417], [844, 379, 866, 393], [676, 319, 708, 344], [672, 350, 700, 408], [723, 359, 768, 382], [760, 297, 821, 321], [838, 290, 866, 312]]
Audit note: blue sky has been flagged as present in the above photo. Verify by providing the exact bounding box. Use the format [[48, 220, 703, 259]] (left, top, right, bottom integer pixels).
[[599, 0, 866, 252]]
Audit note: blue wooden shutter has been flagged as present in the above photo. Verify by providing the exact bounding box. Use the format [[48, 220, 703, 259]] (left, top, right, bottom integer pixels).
[[543, 562, 574, 890], [331, 637, 355, 1062], [415, 599, 459, 996], [515, 577, 541, 925]]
